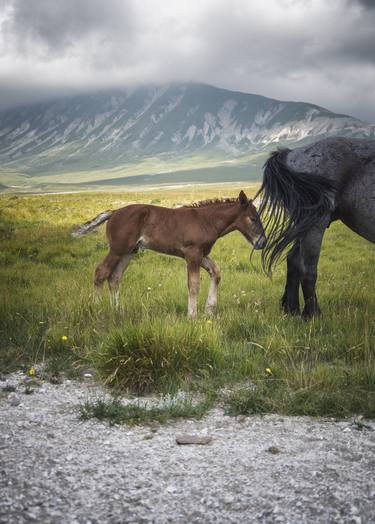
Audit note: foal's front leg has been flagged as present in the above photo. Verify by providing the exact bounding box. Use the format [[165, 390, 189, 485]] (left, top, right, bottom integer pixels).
[[186, 259, 201, 317]]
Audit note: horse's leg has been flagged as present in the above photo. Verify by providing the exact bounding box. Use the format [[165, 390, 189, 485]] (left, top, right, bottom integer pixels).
[[108, 253, 134, 307], [299, 218, 330, 318], [186, 258, 202, 318], [94, 250, 122, 295], [281, 243, 301, 315], [201, 257, 221, 315]]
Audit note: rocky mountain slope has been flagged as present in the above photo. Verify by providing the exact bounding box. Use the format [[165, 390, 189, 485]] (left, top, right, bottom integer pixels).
[[1, 83, 374, 179]]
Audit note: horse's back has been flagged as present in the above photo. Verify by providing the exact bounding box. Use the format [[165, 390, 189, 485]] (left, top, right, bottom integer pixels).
[[285, 137, 361, 181]]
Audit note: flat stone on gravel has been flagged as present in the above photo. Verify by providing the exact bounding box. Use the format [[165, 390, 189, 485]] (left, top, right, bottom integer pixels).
[[176, 434, 213, 445]]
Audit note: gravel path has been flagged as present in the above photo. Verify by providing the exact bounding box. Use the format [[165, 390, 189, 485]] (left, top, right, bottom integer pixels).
[[1, 374, 375, 524]]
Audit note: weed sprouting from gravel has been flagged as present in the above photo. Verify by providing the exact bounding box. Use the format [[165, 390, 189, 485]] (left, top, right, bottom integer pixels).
[[79, 396, 212, 426]]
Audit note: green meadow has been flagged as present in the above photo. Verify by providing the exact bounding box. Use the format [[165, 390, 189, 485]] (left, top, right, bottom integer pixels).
[[1, 186, 374, 419]]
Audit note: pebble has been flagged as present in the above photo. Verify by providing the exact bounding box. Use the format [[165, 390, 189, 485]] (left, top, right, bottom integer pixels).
[[266, 446, 281, 454], [8, 392, 21, 406]]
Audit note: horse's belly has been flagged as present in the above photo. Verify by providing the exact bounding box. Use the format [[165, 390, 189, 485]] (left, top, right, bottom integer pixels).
[[339, 166, 375, 243], [138, 235, 184, 257]]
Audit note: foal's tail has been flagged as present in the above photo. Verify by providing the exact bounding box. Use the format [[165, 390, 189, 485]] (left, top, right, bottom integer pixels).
[[72, 210, 113, 237], [258, 149, 337, 274]]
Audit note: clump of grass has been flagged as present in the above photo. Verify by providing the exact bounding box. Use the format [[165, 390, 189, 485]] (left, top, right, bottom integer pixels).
[[224, 381, 280, 416], [91, 319, 224, 394], [224, 373, 375, 418], [79, 396, 211, 426]]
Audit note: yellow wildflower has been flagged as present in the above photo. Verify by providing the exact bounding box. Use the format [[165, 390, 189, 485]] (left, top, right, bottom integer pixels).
[[265, 368, 272, 375], [61, 335, 68, 341], [28, 367, 36, 376]]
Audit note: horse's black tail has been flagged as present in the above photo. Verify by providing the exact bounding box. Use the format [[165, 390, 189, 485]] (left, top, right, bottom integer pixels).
[[258, 149, 337, 275], [72, 210, 113, 237]]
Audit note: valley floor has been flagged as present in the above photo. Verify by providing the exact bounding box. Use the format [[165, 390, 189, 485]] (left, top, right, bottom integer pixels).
[[1, 374, 375, 524]]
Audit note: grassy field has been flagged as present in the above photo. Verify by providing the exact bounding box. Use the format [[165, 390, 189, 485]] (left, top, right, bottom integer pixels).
[[1, 186, 374, 419], [0, 152, 267, 193]]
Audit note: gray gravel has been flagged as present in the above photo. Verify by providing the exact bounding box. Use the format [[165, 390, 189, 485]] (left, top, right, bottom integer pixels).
[[1, 373, 375, 524]]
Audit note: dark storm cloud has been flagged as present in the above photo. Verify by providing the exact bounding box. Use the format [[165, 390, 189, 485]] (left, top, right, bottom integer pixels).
[[0, 0, 374, 121], [352, 0, 375, 8]]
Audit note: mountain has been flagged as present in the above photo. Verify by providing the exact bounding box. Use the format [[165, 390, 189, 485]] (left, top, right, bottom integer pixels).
[[0, 83, 374, 191]]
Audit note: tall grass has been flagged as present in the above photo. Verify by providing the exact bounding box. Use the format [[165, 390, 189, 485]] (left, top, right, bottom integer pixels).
[[1, 188, 374, 416], [92, 319, 224, 393]]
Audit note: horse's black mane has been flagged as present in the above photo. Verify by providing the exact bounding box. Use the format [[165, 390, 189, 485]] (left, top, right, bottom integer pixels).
[[258, 148, 338, 274], [184, 197, 238, 208]]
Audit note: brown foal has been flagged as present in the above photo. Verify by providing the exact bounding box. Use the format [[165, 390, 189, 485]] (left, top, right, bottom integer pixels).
[[73, 190, 266, 317]]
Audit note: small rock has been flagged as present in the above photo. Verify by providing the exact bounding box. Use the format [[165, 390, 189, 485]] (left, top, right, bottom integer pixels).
[[24, 386, 34, 395], [2, 384, 16, 393], [176, 435, 213, 445], [8, 392, 21, 406], [266, 446, 281, 454]]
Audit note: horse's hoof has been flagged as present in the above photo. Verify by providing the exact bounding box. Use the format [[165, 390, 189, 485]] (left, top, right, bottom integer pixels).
[[281, 295, 300, 316], [301, 307, 322, 320], [281, 302, 300, 316]]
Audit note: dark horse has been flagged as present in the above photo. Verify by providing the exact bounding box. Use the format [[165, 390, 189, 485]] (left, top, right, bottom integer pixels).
[[258, 137, 375, 318]]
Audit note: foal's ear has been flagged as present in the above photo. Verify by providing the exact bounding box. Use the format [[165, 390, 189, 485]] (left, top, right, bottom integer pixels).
[[239, 190, 248, 206]]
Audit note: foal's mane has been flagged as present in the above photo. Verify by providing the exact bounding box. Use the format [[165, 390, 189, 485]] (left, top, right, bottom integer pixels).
[[183, 197, 238, 208]]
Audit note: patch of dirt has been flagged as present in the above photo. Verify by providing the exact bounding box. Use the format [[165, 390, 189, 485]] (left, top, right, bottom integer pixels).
[[1, 373, 375, 523]]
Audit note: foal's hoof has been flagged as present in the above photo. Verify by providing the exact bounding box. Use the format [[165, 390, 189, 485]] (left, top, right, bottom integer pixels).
[[205, 306, 217, 317]]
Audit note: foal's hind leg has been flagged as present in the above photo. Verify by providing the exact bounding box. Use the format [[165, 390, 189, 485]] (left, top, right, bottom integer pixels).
[[108, 253, 134, 307], [94, 250, 122, 295], [281, 243, 301, 315], [201, 257, 221, 315]]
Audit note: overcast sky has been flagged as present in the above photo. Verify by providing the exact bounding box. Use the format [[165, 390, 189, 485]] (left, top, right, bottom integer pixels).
[[0, 0, 374, 122]]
